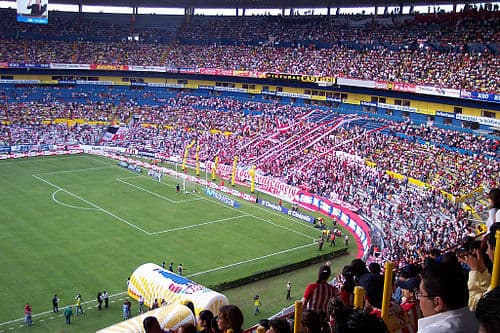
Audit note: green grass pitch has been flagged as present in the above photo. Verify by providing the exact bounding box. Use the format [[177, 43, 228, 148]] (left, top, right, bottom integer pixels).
[[0, 154, 351, 332]]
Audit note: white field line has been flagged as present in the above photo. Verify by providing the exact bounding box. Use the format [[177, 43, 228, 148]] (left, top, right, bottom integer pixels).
[[37, 154, 317, 240], [116, 178, 201, 204], [199, 196, 315, 241], [117, 178, 177, 203], [0, 156, 78, 166], [36, 165, 114, 175], [188, 242, 316, 278], [0, 291, 127, 327], [86, 155, 202, 203], [250, 214, 315, 240], [89, 154, 317, 240], [51, 189, 97, 211], [116, 175, 143, 180], [33, 171, 248, 236], [0, 238, 316, 327], [149, 214, 250, 235], [32, 174, 151, 235]]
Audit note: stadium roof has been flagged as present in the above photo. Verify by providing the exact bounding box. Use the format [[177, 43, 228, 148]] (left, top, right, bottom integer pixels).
[[49, 0, 474, 9]]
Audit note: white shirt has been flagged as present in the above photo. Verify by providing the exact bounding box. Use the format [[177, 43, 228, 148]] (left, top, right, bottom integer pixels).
[[417, 307, 478, 333], [486, 208, 500, 230]]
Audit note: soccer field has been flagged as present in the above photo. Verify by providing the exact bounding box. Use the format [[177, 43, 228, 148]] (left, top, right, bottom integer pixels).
[[0, 154, 344, 331]]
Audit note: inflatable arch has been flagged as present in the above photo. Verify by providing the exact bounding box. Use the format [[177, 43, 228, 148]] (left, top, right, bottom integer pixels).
[[127, 263, 229, 316], [97, 303, 195, 333]]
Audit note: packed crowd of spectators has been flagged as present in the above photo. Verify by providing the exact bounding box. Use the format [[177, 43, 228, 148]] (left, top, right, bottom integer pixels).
[[181, 7, 499, 46], [1, 7, 499, 333], [0, 10, 178, 43], [1, 87, 498, 271], [0, 8, 498, 92]]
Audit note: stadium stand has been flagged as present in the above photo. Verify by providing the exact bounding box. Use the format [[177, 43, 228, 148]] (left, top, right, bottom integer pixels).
[[0, 6, 498, 91], [1, 3, 500, 332]]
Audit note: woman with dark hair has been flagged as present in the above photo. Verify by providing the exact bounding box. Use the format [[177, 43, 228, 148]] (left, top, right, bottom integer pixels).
[[177, 323, 197, 333], [217, 305, 244, 333], [329, 299, 388, 333], [198, 310, 214, 333], [486, 188, 500, 229], [267, 318, 291, 333], [349, 259, 369, 284], [337, 265, 355, 306], [211, 317, 223, 333], [302, 262, 338, 318], [143, 316, 164, 333], [476, 286, 500, 333], [300, 310, 330, 333]]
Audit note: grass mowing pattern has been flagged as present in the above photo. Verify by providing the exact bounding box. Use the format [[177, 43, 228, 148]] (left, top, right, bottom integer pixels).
[[0, 154, 352, 332]]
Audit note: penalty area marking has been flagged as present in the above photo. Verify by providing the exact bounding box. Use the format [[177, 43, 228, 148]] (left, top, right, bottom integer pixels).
[[52, 189, 98, 211], [116, 178, 201, 204], [33, 174, 247, 237], [36, 165, 115, 175], [33, 174, 150, 235], [149, 214, 250, 235], [198, 196, 316, 241], [36, 155, 316, 240]]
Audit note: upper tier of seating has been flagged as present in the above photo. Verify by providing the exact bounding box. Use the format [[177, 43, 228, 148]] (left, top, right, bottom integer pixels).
[[0, 7, 498, 93]]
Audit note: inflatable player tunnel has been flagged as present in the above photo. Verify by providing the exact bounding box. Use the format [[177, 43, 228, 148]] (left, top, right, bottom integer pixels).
[[97, 303, 195, 333], [127, 263, 229, 316]]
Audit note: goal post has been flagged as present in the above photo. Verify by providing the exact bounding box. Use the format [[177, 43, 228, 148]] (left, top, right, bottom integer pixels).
[[148, 169, 162, 182], [182, 177, 197, 193]]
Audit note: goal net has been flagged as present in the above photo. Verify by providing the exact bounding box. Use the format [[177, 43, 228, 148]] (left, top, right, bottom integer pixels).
[[182, 178, 197, 193], [147, 169, 162, 182]]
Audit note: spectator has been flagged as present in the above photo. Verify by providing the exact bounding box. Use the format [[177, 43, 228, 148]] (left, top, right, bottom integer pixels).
[[177, 323, 197, 333], [211, 316, 223, 333], [486, 223, 500, 264], [302, 262, 338, 318], [486, 189, 500, 229], [217, 305, 244, 333], [475, 286, 500, 333], [143, 316, 165, 333], [398, 277, 422, 330], [368, 263, 381, 275], [266, 318, 291, 333], [417, 255, 478, 333], [337, 265, 355, 306], [350, 259, 369, 285], [457, 238, 490, 311], [359, 271, 415, 333], [198, 310, 215, 333], [300, 310, 329, 333], [330, 299, 388, 333]]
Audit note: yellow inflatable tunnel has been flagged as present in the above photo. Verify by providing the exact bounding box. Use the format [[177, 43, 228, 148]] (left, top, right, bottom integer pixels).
[[128, 263, 229, 316], [96, 303, 194, 333]]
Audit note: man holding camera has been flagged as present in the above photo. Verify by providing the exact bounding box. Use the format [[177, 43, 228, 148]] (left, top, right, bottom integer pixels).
[[458, 223, 500, 311]]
